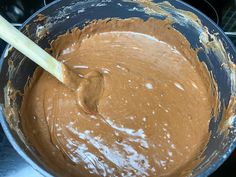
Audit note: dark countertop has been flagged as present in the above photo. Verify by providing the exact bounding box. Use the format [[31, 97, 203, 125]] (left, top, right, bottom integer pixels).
[[0, 126, 42, 177]]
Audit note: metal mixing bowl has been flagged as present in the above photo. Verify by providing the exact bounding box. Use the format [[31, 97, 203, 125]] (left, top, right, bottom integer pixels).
[[0, 0, 236, 176]]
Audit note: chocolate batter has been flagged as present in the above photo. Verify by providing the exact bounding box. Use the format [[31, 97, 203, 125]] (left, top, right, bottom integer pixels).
[[20, 18, 216, 177]]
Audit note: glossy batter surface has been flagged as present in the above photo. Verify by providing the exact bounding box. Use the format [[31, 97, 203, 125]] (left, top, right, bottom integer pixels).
[[21, 18, 215, 177]]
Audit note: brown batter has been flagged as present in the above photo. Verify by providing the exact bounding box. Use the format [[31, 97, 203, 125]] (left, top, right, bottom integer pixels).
[[20, 18, 216, 177]]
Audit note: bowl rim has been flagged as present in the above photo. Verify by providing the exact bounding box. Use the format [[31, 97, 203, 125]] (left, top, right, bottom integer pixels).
[[0, 0, 236, 176], [0, 0, 62, 176], [174, 0, 236, 175]]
